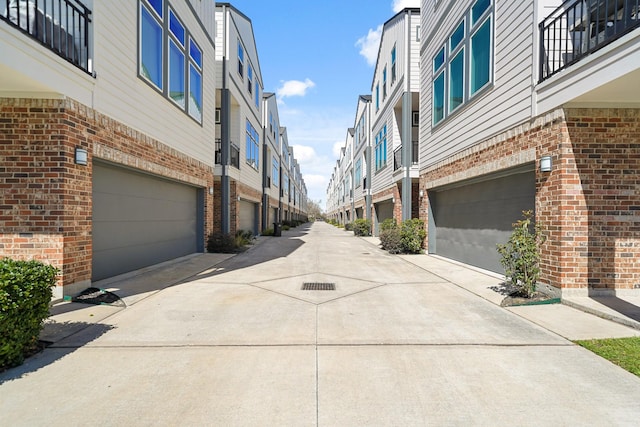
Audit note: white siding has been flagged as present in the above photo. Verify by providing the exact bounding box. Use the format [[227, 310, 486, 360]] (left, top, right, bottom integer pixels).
[[92, 0, 216, 166], [420, 0, 536, 170]]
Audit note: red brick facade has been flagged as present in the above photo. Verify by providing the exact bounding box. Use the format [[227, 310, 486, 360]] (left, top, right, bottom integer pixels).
[[1, 98, 214, 296], [420, 107, 640, 295]]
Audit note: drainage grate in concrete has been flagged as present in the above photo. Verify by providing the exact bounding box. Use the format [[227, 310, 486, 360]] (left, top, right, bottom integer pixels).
[[302, 282, 336, 291]]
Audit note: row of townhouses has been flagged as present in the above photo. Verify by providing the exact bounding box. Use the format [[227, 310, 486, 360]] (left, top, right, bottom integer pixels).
[[327, 0, 640, 298], [1, 1, 308, 299]]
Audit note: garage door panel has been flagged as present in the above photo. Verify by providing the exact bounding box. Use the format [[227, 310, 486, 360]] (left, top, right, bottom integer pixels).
[[93, 163, 198, 281], [433, 170, 535, 273]]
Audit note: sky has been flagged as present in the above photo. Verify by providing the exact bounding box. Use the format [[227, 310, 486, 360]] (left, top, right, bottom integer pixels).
[[226, 0, 421, 209]]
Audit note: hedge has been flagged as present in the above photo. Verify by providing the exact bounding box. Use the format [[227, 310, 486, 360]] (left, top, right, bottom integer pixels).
[[1, 258, 58, 369]]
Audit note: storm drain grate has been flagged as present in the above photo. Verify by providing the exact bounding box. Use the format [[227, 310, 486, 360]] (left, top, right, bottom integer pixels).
[[302, 282, 336, 291]]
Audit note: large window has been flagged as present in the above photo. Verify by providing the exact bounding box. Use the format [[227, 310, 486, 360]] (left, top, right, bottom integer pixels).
[[374, 125, 387, 171], [391, 44, 397, 84], [272, 157, 279, 187], [139, 1, 203, 123], [355, 158, 362, 187], [246, 120, 259, 169], [383, 66, 387, 100], [237, 40, 244, 77], [248, 64, 253, 94], [375, 84, 380, 111], [432, 0, 492, 125]]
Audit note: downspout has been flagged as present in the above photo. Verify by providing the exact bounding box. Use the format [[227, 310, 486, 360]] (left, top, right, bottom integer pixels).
[[262, 121, 269, 232], [402, 9, 413, 222], [220, 5, 231, 234], [365, 101, 372, 226]]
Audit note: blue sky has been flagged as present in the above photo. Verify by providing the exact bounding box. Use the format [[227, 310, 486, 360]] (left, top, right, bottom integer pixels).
[[227, 0, 420, 209]]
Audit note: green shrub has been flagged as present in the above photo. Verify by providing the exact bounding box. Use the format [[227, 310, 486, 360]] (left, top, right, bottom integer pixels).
[[262, 228, 274, 236], [400, 219, 426, 254], [282, 225, 291, 231], [380, 227, 403, 254], [496, 210, 545, 298], [352, 219, 372, 236], [207, 232, 238, 253], [235, 230, 254, 246], [344, 222, 353, 231], [378, 219, 425, 254], [380, 218, 398, 233], [1, 258, 58, 369]]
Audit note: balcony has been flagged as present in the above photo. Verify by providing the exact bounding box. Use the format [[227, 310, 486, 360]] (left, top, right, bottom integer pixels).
[[393, 141, 420, 171], [540, 0, 640, 81], [1, 0, 92, 74], [215, 139, 240, 169]]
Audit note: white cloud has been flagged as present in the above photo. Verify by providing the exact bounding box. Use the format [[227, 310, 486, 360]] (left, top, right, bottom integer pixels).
[[290, 145, 316, 164], [355, 24, 382, 67], [332, 141, 344, 158], [276, 78, 316, 99], [392, 0, 420, 13]]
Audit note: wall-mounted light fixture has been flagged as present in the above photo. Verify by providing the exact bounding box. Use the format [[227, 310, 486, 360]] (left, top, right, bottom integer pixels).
[[419, 189, 424, 198], [540, 156, 552, 172], [75, 147, 88, 166]]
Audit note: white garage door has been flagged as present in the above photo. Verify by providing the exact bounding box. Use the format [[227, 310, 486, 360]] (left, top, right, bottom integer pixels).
[[239, 200, 257, 234], [92, 162, 199, 281], [431, 168, 535, 273]]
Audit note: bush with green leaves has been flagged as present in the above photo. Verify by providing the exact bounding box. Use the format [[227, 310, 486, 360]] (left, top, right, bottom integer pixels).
[[496, 210, 545, 298], [400, 219, 426, 254], [344, 222, 353, 231], [262, 228, 274, 236], [282, 225, 291, 231], [207, 232, 238, 253], [379, 218, 425, 254], [1, 258, 58, 369], [352, 219, 372, 237]]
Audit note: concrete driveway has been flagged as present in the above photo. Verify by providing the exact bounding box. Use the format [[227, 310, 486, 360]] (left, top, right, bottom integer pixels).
[[1, 222, 640, 426]]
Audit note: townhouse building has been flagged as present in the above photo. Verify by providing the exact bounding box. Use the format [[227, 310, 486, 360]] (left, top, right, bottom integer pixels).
[[326, 7, 421, 233], [1, 0, 216, 298], [214, 3, 264, 235], [370, 7, 421, 232], [419, 0, 640, 296], [262, 91, 281, 230], [352, 95, 373, 222]]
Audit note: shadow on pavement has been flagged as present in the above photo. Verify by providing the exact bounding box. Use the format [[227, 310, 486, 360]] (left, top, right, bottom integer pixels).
[[0, 323, 114, 385], [591, 296, 640, 323]]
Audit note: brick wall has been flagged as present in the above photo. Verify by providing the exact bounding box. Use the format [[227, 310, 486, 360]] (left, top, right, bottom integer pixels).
[[419, 107, 640, 294], [1, 97, 214, 295]]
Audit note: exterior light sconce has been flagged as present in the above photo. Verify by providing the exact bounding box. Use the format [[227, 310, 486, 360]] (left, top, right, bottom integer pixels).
[[392, 197, 396, 204], [419, 189, 425, 198], [540, 156, 552, 172], [75, 147, 88, 166]]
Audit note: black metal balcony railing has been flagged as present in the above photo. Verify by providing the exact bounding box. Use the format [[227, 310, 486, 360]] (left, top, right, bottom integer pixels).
[[214, 140, 240, 169], [393, 141, 420, 171], [540, 0, 640, 81], [1, 0, 92, 74]]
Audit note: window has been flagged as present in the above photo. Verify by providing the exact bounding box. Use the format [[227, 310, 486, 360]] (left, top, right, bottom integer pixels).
[[189, 38, 203, 122], [412, 111, 419, 126], [255, 79, 260, 108], [215, 108, 221, 123], [272, 157, 279, 187], [247, 64, 253, 94], [237, 40, 244, 77], [355, 159, 362, 187], [383, 66, 387, 100], [391, 44, 397, 84], [168, 11, 185, 108], [245, 119, 259, 169], [375, 83, 380, 111], [140, 1, 163, 89], [375, 125, 387, 171], [431, 0, 493, 125], [416, 25, 421, 42], [139, 1, 203, 123]]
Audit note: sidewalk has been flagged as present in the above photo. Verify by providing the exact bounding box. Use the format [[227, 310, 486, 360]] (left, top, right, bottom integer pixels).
[[361, 234, 640, 340]]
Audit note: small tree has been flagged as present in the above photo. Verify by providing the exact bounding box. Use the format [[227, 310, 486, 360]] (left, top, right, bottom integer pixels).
[[496, 210, 545, 298]]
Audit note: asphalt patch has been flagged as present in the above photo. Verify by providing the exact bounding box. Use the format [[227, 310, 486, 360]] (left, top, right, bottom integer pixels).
[[71, 287, 126, 307]]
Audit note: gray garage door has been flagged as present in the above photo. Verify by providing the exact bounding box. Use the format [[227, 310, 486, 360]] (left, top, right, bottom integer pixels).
[[430, 167, 535, 273], [92, 162, 199, 281], [374, 201, 394, 235]]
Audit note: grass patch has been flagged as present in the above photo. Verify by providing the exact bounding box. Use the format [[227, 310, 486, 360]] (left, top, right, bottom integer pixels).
[[575, 337, 640, 377]]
